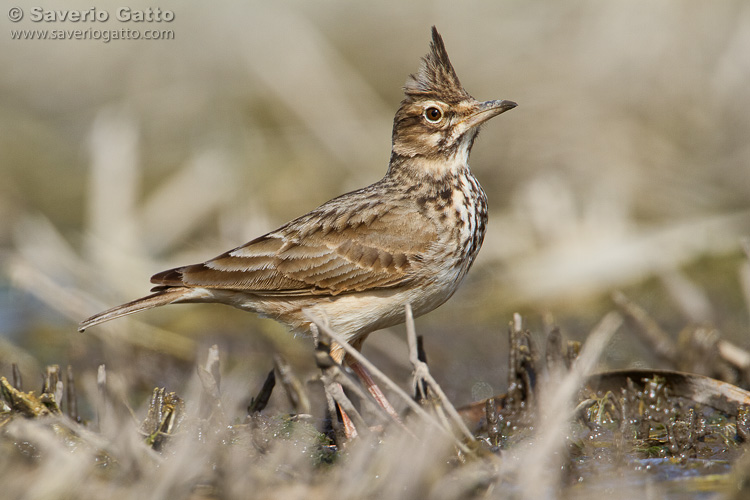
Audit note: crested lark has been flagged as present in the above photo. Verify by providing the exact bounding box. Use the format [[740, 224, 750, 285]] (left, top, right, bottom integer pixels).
[[80, 27, 516, 367]]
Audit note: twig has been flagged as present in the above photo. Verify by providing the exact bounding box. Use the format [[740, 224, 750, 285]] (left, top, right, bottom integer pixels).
[[65, 365, 78, 421], [413, 336, 429, 402], [507, 321, 537, 408], [205, 344, 221, 392], [11, 363, 22, 390], [197, 364, 221, 401], [718, 340, 750, 372], [248, 369, 275, 414], [273, 354, 311, 414], [566, 341, 581, 369], [486, 398, 501, 448], [405, 303, 475, 442], [43, 365, 60, 395], [197, 346, 225, 422], [545, 326, 565, 377], [96, 364, 106, 431], [612, 291, 676, 363], [54, 381, 64, 414]]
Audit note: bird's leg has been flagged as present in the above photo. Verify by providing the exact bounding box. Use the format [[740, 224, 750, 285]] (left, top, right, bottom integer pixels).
[[338, 400, 359, 439], [325, 336, 401, 433], [346, 357, 401, 421], [341, 336, 401, 420]]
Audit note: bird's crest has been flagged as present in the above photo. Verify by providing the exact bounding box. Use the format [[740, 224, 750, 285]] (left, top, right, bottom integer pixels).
[[404, 26, 470, 103]]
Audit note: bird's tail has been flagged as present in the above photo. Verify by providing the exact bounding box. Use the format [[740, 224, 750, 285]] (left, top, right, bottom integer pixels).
[[78, 287, 197, 332]]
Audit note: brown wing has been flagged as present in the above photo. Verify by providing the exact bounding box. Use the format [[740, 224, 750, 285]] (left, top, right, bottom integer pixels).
[[151, 196, 436, 296]]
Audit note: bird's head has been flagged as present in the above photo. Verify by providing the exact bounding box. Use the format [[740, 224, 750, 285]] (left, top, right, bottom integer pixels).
[[390, 27, 516, 178]]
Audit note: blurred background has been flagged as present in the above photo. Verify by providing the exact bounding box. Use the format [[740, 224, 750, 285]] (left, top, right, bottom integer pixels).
[[1, 0, 749, 410]]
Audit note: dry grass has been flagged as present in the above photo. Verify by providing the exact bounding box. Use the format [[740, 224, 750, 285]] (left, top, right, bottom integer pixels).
[[3, 301, 749, 500], [0, 311, 617, 500]]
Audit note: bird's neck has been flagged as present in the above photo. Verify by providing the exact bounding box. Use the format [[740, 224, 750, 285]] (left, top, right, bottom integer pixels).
[[386, 144, 473, 184]]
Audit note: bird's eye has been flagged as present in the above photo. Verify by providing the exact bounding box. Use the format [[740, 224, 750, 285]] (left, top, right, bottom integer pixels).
[[423, 107, 443, 123]]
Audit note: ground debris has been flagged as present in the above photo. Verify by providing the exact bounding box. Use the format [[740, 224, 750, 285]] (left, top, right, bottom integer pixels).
[[2, 299, 750, 499], [461, 309, 750, 497], [1, 376, 60, 419], [140, 387, 185, 451]]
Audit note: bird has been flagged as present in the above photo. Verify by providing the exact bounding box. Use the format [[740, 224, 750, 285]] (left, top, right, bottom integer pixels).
[[80, 26, 515, 384]]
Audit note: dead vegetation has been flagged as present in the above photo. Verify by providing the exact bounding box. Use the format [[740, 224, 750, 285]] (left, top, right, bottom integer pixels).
[[3, 291, 750, 500]]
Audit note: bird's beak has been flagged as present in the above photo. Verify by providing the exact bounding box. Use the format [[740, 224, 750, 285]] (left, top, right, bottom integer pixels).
[[462, 99, 517, 130]]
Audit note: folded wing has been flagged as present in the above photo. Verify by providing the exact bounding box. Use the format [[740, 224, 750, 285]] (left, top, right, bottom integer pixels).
[[152, 197, 436, 297]]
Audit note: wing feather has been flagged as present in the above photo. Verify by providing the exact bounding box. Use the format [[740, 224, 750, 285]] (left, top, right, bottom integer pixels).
[[151, 190, 437, 296]]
